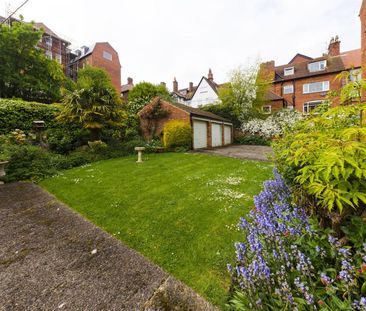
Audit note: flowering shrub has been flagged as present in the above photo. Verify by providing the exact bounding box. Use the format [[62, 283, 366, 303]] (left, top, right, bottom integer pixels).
[[273, 104, 366, 225], [163, 120, 192, 150], [228, 171, 366, 310], [241, 109, 303, 139]]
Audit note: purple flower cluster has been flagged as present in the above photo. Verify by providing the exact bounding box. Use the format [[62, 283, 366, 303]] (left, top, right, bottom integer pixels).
[[229, 170, 314, 308], [353, 297, 366, 310]]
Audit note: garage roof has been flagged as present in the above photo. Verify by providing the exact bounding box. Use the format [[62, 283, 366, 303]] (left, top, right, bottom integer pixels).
[[172, 102, 232, 123]]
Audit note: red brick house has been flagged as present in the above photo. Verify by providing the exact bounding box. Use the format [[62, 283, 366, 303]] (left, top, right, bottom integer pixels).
[[263, 41, 361, 114], [121, 77, 134, 102], [138, 97, 233, 149], [69, 42, 121, 93], [263, 0, 365, 114]]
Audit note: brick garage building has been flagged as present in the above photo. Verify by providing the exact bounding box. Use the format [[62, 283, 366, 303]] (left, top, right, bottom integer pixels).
[[68, 42, 121, 93], [138, 98, 233, 150]]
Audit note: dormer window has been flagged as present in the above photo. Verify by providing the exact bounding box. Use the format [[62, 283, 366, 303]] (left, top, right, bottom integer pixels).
[[308, 60, 327, 72], [284, 67, 294, 76]]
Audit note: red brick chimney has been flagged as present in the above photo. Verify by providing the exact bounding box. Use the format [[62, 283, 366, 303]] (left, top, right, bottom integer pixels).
[[173, 77, 178, 92], [208, 68, 213, 81], [328, 36, 341, 56], [189, 82, 193, 92]]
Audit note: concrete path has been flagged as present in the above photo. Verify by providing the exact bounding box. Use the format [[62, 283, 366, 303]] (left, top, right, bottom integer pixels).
[[0, 182, 218, 311], [197, 145, 273, 161]]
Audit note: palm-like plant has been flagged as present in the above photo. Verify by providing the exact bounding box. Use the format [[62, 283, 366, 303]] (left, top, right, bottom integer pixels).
[[58, 66, 125, 141]]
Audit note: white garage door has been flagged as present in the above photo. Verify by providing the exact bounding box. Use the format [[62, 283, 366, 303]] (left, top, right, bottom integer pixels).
[[224, 125, 232, 145], [211, 123, 223, 147], [193, 120, 208, 149]]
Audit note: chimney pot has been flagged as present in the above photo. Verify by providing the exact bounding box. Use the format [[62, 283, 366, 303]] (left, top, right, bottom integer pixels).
[[208, 68, 213, 81], [173, 77, 178, 92], [328, 36, 341, 56], [127, 77, 133, 85]]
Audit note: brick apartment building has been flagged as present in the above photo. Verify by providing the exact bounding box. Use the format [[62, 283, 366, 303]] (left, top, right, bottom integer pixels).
[[68, 43, 121, 93], [263, 0, 366, 114], [0, 16, 122, 94], [0, 17, 71, 74]]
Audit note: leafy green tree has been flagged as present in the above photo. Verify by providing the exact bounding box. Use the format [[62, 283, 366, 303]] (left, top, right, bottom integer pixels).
[[127, 81, 172, 114], [57, 66, 126, 141], [0, 19, 66, 103], [216, 64, 271, 126]]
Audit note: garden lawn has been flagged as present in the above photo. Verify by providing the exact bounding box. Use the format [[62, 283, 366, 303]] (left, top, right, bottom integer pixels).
[[40, 153, 273, 307]]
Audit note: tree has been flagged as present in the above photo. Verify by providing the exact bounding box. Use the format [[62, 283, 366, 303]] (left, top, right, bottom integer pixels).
[[206, 64, 271, 127], [127, 81, 172, 114], [57, 66, 126, 141], [0, 19, 66, 103]]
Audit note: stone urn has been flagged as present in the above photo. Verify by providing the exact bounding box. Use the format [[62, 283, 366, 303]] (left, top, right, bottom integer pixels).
[[0, 161, 9, 184], [134, 147, 146, 163]]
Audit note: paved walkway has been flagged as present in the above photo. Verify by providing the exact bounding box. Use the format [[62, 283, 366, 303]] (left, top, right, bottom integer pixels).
[[197, 145, 273, 161], [0, 182, 217, 311]]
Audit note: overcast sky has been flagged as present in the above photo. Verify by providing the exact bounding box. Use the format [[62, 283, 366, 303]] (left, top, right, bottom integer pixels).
[[1, 0, 363, 90]]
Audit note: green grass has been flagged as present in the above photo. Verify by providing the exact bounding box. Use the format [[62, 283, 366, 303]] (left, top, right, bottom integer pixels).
[[40, 153, 273, 307]]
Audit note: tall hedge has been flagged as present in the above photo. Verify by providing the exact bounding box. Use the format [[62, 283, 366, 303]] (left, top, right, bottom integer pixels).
[[0, 98, 61, 134]]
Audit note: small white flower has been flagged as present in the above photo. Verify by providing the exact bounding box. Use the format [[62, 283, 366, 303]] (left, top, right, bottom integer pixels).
[[91, 249, 97, 255]]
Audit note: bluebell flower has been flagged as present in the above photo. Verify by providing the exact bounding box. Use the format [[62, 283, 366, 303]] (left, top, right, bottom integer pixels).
[[338, 248, 351, 258]]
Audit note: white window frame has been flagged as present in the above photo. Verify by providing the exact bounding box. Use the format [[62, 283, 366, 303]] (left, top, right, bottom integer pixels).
[[284, 67, 294, 76], [103, 51, 112, 61], [283, 84, 294, 94], [262, 105, 272, 114], [45, 50, 52, 60], [303, 81, 329, 94], [44, 36, 52, 47], [55, 54, 62, 64], [308, 60, 327, 72], [303, 100, 323, 114]]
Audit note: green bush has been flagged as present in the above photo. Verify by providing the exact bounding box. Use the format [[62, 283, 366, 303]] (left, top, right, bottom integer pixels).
[[46, 127, 89, 154], [234, 135, 271, 146], [4, 144, 61, 182], [163, 120, 192, 149], [274, 104, 366, 229]]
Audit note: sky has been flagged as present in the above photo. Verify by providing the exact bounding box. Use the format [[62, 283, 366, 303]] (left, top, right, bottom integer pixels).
[[1, 0, 363, 90]]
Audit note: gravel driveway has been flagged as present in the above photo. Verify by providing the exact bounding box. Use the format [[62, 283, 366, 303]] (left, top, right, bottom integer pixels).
[[0, 182, 217, 311]]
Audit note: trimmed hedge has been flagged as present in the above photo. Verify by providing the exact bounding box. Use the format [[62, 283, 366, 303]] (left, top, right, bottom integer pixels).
[[0, 98, 90, 154], [163, 120, 192, 149], [0, 98, 62, 134]]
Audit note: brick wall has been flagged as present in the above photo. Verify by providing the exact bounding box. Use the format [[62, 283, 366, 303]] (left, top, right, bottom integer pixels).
[[271, 72, 342, 112], [89, 43, 121, 94], [139, 102, 190, 140]]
